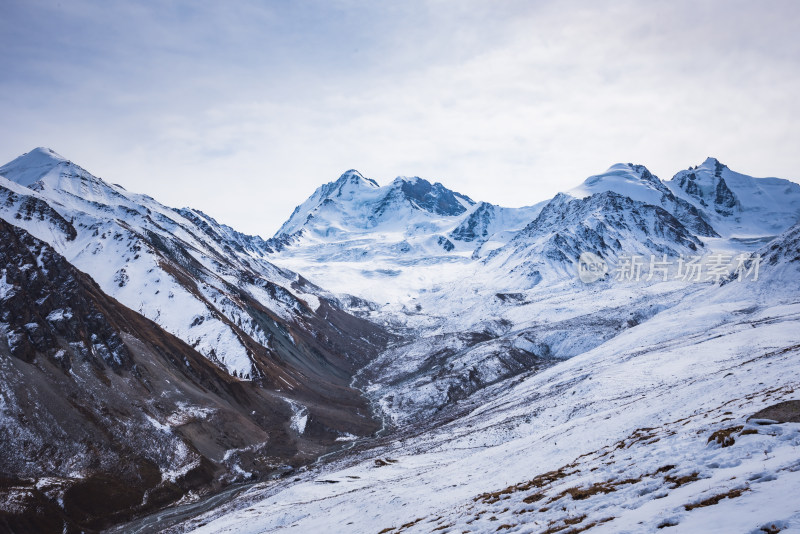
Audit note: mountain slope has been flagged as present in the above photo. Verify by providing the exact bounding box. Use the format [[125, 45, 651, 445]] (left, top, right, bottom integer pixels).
[[0, 219, 379, 532], [484, 190, 705, 288], [0, 149, 391, 389]]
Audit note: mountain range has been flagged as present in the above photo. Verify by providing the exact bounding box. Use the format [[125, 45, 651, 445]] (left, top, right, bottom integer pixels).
[[1, 148, 799, 533]]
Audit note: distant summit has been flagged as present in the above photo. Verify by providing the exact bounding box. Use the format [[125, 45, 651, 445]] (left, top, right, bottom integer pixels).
[[275, 171, 475, 238], [0, 147, 69, 187]]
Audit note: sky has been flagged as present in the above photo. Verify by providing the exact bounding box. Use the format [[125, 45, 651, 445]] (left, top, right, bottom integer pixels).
[[1, 0, 799, 237]]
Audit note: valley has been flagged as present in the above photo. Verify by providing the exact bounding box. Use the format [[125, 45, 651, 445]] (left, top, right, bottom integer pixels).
[[1, 149, 799, 533]]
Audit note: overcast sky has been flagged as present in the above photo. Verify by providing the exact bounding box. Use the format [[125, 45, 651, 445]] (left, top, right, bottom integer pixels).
[[1, 1, 799, 236]]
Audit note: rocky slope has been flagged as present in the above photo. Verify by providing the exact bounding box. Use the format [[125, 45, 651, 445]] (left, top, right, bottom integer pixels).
[[0, 219, 378, 531], [0, 148, 390, 384], [0, 149, 397, 531]]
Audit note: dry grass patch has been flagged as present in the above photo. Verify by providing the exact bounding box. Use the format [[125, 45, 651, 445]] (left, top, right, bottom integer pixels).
[[664, 471, 700, 488], [540, 514, 587, 534], [708, 426, 743, 447], [563, 482, 617, 501], [522, 492, 545, 504], [475, 468, 572, 504], [397, 517, 425, 531], [568, 516, 615, 533], [684, 487, 749, 511]]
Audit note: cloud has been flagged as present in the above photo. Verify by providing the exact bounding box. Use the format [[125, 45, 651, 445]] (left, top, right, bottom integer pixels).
[[1, 0, 799, 235]]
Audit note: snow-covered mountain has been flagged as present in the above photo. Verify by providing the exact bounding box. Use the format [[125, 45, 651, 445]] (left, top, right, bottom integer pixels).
[[169, 199, 800, 534], [256, 158, 800, 432], [666, 157, 800, 239], [268, 169, 541, 303], [484, 189, 705, 288], [276, 170, 475, 237], [0, 218, 381, 531], [0, 148, 388, 381], [0, 148, 394, 530], [268, 160, 800, 308], [4, 148, 800, 533]]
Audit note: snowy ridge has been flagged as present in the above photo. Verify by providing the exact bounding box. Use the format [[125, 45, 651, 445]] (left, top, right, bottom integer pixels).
[[268, 170, 544, 304], [570, 163, 718, 238], [666, 157, 800, 238], [0, 148, 387, 383], [483, 190, 705, 289]]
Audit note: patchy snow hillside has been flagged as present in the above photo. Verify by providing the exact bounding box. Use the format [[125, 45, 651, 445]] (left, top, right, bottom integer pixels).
[[268, 169, 542, 304], [167, 220, 800, 534]]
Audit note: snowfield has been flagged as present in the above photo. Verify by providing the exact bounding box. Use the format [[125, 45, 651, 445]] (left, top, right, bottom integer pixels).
[[170, 261, 800, 533], [157, 159, 800, 534]]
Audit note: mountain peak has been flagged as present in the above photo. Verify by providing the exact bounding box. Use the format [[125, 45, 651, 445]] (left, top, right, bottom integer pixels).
[[700, 156, 723, 167], [604, 163, 661, 184], [389, 176, 474, 216], [571, 163, 667, 206], [0, 147, 69, 187], [695, 157, 728, 175], [334, 169, 379, 188], [27, 147, 67, 161]]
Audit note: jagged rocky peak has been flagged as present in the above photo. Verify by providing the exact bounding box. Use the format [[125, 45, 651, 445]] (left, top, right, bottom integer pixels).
[[698, 156, 727, 176], [664, 158, 800, 238], [450, 201, 495, 242], [388, 176, 475, 217], [670, 157, 738, 213], [276, 170, 477, 238], [325, 169, 380, 196]]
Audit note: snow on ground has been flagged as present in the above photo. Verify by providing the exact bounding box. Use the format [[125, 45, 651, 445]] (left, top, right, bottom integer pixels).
[[173, 273, 800, 533], [285, 399, 309, 435]]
